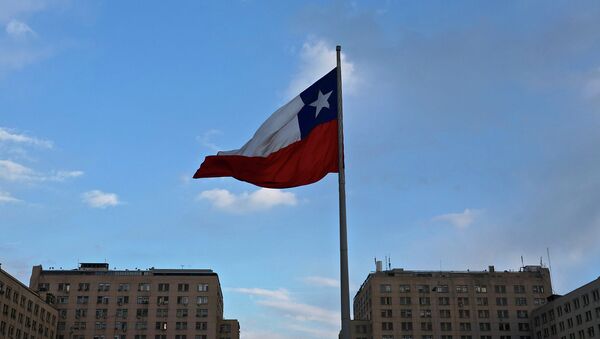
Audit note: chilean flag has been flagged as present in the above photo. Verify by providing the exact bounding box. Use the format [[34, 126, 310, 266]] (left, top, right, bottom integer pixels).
[[193, 68, 339, 189]]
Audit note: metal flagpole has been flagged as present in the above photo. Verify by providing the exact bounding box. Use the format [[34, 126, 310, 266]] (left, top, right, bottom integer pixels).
[[336, 45, 351, 339]]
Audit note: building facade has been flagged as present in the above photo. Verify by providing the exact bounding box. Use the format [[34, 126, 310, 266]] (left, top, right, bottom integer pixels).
[[352, 265, 552, 339], [531, 277, 600, 339], [0, 266, 58, 339], [29, 263, 239, 339]]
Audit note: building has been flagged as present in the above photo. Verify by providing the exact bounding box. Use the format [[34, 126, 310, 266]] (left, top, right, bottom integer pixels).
[[29, 263, 239, 339], [531, 277, 600, 339], [352, 264, 552, 339], [0, 265, 59, 339]]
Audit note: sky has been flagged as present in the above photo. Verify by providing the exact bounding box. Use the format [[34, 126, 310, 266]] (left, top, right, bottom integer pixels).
[[1, 1, 600, 338]]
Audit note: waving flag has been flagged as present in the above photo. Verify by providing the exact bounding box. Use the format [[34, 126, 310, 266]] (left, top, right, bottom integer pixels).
[[194, 68, 339, 188]]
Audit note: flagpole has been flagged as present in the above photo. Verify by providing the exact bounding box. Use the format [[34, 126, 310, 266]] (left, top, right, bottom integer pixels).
[[336, 45, 351, 339]]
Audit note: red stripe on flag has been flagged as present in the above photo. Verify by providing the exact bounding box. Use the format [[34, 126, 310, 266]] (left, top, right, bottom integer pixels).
[[193, 120, 339, 188]]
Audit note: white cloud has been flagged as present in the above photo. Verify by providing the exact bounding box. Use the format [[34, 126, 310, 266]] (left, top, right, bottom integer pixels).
[[231, 287, 339, 327], [0, 191, 20, 203], [196, 129, 222, 152], [0, 127, 52, 148], [198, 188, 297, 213], [82, 190, 120, 208], [286, 38, 358, 99], [303, 276, 340, 288], [432, 208, 481, 229], [0, 159, 83, 182], [583, 67, 600, 100], [5, 19, 36, 39]]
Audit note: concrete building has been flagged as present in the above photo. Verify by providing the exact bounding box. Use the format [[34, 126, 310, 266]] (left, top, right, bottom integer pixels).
[[531, 277, 600, 339], [29, 263, 239, 339], [0, 265, 59, 339], [352, 264, 552, 339]]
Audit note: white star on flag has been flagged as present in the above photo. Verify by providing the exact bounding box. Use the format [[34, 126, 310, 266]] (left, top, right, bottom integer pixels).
[[309, 90, 332, 118]]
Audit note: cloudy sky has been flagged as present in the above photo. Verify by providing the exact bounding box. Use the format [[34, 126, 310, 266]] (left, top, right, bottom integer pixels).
[[2, 1, 600, 338]]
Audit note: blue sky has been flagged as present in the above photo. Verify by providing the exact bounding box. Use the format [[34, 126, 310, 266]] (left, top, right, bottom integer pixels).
[[2, 1, 600, 338]]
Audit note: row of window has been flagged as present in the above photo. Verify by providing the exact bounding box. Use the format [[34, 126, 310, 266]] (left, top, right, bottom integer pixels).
[[382, 284, 546, 295], [0, 320, 54, 339], [380, 322, 531, 332], [56, 295, 209, 305], [66, 335, 208, 339], [381, 309, 529, 319], [535, 289, 600, 326], [540, 324, 600, 339], [535, 307, 600, 336], [58, 307, 210, 319], [41, 283, 209, 293], [57, 321, 211, 331], [0, 283, 56, 325], [380, 296, 546, 306], [377, 336, 531, 339]]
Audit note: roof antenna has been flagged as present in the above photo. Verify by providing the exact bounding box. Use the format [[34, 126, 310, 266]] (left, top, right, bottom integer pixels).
[[547, 247, 554, 294], [388, 255, 391, 270], [521, 255, 524, 270]]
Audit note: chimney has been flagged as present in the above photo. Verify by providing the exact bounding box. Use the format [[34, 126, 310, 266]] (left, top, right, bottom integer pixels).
[[489, 265, 495, 273], [376, 261, 383, 272]]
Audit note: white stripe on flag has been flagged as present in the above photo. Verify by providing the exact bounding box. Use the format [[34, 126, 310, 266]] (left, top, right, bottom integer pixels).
[[218, 96, 304, 157]]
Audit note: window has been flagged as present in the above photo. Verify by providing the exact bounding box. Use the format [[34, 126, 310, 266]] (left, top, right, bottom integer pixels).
[[498, 310, 509, 319], [177, 284, 189, 292], [382, 322, 394, 331], [592, 289, 600, 301], [475, 285, 488, 293], [496, 297, 508, 306], [477, 297, 488, 306], [441, 322, 452, 331], [117, 296, 129, 305], [458, 297, 469, 306], [574, 298, 581, 309], [517, 310, 529, 318], [156, 309, 168, 318], [97, 283, 110, 292], [78, 283, 89, 292], [534, 298, 546, 305], [382, 309, 393, 318], [135, 321, 147, 330], [437, 285, 449, 293], [58, 283, 70, 293], [116, 309, 128, 318], [75, 309, 87, 318], [138, 283, 150, 292], [57, 296, 68, 304], [381, 297, 392, 305], [439, 297, 450, 305], [399, 297, 410, 305], [400, 309, 412, 318], [480, 323, 491, 331], [421, 322, 432, 331], [95, 321, 106, 330], [401, 322, 413, 331], [478, 310, 490, 318], [157, 296, 169, 305], [136, 309, 148, 318], [495, 285, 507, 294], [419, 297, 430, 305], [37, 283, 49, 292], [95, 309, 107, 319], [195, 296, 207, 305], [155, 322, 167, 331], [516, 297, 527, 306], [417, 285, 429, 293], [196, 308, 208, 318], [96, 296, 109, 304], [532, 285, 545, 294], [118, 284, 129, 292], [175, 322, 188, 330], [399, 284, 411, 293], [137, 296, 149, 304], [420, 309, 431, 318], [519, 323, 530, 331], [197, 284, 208, 292], [459, 310, 470, 318], [460, 323, 472, 331], [380, 284, 392, 293], [176, 309, 188, 318], [115, 321, 127, 330], [177, 296, 189, 305], [195, 322, 207, 330], [514, 285, 526, 294], [440, 310, 451, 318], [158, 284, 169, 292], [456, 285, 468, 293]]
